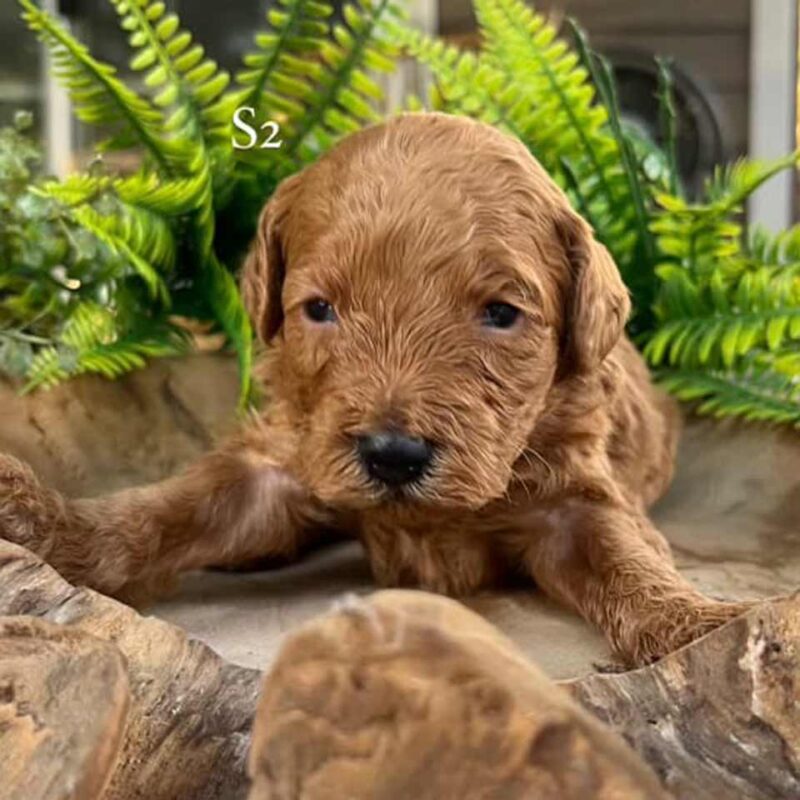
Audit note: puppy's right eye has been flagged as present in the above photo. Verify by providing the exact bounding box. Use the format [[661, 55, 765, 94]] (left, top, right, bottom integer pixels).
[[304, 298, 337, 323]]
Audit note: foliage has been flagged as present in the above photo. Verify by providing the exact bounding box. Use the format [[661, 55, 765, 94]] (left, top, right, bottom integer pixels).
[[7, 0, 800, 429], [390, 0, 800, 428], [0, 113, 187, 387], [6, 0, 403, 404]]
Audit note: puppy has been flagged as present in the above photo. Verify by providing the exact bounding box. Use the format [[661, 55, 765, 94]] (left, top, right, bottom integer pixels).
[[0, 113, 751, 665]]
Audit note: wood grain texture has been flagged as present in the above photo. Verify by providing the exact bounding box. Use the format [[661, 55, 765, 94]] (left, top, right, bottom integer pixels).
[[0, 355, 238, 498], [2, 534, 799, 800], [567, 595, 800, 800], [0, 617, 129, 800], [0, 540, 262, 800], [248, 591, 669, 800]]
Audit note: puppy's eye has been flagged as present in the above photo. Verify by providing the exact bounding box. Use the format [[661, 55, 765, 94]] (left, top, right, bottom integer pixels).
[[304, 298, 337, 323], [481, 302, 521, 330]]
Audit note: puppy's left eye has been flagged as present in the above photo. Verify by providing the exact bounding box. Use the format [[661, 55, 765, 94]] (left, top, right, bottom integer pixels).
[[481, 302, 521, 330], [304, 298, 337, 323]]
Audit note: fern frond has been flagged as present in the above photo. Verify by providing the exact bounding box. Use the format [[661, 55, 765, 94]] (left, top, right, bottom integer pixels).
[[656, 57, 680, 196], [37, 171, 205, 216], [23, 303, 188, 391], [23, 347, 71, 391], [71, 205, 172, 300], [273, 0, 402, 174], [115, 171, 207, 215], [747, 223, 800, 266], [18, 0, 177, 175], [476, 0, 625, 214], [571, 25, 656, 291], [110, 0, 231, 147], [705, 153, 800, 211], [657, 362, 800, 427], [228, 0, 334, 132], [199, 252, 253, 408]]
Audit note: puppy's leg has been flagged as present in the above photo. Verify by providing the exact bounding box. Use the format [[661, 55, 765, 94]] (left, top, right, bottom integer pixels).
[[0, 425, 331, 601], [515, 499, 753, 666]]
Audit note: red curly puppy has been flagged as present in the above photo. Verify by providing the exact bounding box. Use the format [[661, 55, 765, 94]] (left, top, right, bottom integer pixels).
[[0, 113, 751, 665]]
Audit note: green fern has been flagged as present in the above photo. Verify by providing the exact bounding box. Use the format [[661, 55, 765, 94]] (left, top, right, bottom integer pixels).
[[23, 303, 188, 391], [271, 0, 402, 174], [17, 0, 179, 174], [476, 1, 642, 269], [111, 0, 232, 146], [657, 362, 800, 428], [645, 154, 800, 422], [38, 171, 206, 216], [228, 0, 334, 132]]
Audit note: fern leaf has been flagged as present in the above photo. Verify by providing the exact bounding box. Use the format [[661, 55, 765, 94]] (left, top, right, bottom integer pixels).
[[706, 153, 800, 211], [23, 347, 71, 392], [23, 303, 188, 391], [647, 262, 800, 367], [389, 28, 527, 141], [71, 205, 172, 301], [37, 171, 205, 217], [273, 0, 402, 174], [229, 0, 334, 129], [18, 0, 177, 175], [200, 253, 253, 407], [110, 0, 231, 146], [657, 363, 800, 427]]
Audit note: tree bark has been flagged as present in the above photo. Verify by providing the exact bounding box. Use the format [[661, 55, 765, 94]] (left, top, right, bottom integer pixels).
[[0, 616, 129, 800], [1, 536, 799, 800], [566, 594, 800, 800], [0, 540, 262, 800]]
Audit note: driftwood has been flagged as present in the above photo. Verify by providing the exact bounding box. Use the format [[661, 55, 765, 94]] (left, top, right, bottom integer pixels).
[[0, 617, 129, 800], [567, 594, 800, 800], [248, 591, 668, 800], [0, 540, 262, 800], [1, 536, 799, 800]]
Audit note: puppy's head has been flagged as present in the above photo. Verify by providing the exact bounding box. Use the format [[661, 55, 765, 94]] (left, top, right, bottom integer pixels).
[[242, 113, 629, 510]]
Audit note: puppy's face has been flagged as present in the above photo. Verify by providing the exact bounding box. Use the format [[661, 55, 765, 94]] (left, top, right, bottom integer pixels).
[[243, 115, 629, 511]]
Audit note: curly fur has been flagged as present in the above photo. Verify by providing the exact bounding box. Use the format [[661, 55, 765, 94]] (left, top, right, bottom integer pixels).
[[0, 113, 752, 665]]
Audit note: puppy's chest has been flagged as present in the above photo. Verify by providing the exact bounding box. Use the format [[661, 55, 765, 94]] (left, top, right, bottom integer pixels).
[[358, 517, 504, 596]]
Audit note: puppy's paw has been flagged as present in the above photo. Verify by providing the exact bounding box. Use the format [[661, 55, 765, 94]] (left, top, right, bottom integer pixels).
[[619, 599, 756, 667], [0, 454, 61, 557]]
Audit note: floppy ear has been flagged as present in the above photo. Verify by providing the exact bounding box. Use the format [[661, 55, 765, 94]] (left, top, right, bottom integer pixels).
[[240, 174, 301, 342], [555, 210, 631, 375]]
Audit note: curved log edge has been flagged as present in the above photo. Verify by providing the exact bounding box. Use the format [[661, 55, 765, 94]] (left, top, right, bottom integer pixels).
[[1, 537, 799, 800], [0, 540, 262, 800], [566, 593, 800, 800], [0, 616, 129, 800]]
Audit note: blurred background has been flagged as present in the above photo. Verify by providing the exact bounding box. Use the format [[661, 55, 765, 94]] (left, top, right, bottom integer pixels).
[[1, 0, 797, 228]]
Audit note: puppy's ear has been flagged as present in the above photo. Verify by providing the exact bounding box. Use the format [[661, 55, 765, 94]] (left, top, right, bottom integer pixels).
[[240, 175, 300, 342], [556, 210, 631, 375]]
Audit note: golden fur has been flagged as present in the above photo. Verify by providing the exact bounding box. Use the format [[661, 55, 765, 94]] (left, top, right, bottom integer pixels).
[[0, 113, 751, 665]]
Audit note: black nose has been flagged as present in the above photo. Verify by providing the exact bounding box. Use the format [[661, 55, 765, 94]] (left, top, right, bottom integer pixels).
[[357, 432, 433, 487]]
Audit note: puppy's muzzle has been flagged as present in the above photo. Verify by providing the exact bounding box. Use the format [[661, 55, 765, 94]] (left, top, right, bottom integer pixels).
[[356, 431, 433, 487]]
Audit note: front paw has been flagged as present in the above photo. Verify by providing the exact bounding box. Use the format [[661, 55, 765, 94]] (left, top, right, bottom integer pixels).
[[619, 599, 755, 667], [0, 454, 61, 557]]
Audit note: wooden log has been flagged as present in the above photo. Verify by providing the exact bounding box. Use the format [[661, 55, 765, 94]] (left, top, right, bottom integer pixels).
[[0, 540, 263, 800], [0, 617, 129, 800], [2, 533, 799, 800], [248, 591, 669, 800], [567, 594, 800, 800]]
